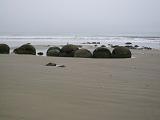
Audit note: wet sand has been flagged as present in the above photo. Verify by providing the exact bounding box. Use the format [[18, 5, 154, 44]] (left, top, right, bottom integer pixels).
[[0, 49, 160, 120]]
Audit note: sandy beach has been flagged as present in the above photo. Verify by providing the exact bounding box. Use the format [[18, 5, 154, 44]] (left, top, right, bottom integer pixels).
[[0, 49, 160, 120]]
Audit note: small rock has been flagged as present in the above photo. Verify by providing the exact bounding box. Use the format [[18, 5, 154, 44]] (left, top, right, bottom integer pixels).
[[45, 62, 56, 66], [101, 45, 106, 47], [134, 45, 139, 48], [37, 52, 43, 56], [125, 42, 132, 45]]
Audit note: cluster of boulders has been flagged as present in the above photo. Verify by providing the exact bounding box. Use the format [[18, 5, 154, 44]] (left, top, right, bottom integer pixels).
[[0, 43, 132, 58], [47, 44, 132, 58]]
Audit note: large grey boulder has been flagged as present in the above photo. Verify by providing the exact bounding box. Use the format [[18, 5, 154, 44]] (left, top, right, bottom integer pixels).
[[14, 44, 36, 55], [0, 44, 10, 54], [60, 44, 79, 57], [74, 49, 92, 58], [47, 47, 61, 56], [93, 47, 111, 58], [112, 46, 132, 58]]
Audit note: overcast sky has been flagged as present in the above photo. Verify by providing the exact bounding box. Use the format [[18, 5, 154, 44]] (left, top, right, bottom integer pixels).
[[0, 0, 160, 36]]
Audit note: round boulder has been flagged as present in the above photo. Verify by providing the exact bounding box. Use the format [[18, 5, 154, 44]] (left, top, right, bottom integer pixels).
[[74, 49, 92, 58], [47, 47, 61, 52], [14, 44, 36, 55], [93, 47, 111, 58], [0, 44, 10, 54], [47, 49, 60, 57], [46, 47, 61, 56], [112, 46, 132, 58], [60, 44, 79, 57]]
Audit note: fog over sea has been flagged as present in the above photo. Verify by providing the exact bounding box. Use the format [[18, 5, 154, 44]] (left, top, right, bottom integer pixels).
[[0, 36, 160, 54]]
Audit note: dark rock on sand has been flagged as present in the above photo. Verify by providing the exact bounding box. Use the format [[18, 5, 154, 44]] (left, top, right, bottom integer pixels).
[[0, 44, 10, 54], [45, 63, 65, 67], [112, 46, 132, 58], [45, 62, 56, 66], [101, 45, 106, 47], [47, 49, 60, 57], [134, 45, 139, 48], [143, 47, 152, 50], [47, 47, 61, 52], [93, 47, 111, 58], [74, 49, 92, 58], [125, 42, 132, 45], [60, 44, 79, 57], [14, 44, 36, 55], [47, 47, 61, 57], [37, 52, 43, 56]]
